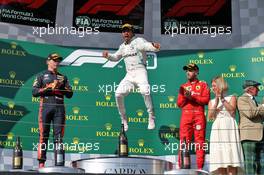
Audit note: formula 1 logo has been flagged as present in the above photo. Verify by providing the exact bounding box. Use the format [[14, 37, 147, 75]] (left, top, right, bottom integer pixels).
[[77, 0, 142, 15], [165, 0, 227, 17], [0, 0, 48, 9], [60, 49, 157, 70]]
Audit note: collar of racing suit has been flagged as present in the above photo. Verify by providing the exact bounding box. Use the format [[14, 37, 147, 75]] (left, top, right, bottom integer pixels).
[[124, 36, 136, 45], [46, 70, 58, 75], [188, 79, 199, 84]]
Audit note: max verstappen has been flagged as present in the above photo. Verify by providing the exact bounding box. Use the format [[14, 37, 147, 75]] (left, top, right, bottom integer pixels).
[[32, 53, 73, 168]]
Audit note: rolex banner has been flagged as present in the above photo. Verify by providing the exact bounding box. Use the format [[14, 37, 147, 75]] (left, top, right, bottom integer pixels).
[[0, 38, 263, 156]]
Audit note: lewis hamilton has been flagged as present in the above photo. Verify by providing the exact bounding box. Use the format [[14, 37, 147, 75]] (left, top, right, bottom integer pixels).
[[102, 23, 160, 131]]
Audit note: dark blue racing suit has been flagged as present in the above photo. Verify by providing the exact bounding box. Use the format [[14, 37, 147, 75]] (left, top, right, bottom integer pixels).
[[32, 70, 73, 163]]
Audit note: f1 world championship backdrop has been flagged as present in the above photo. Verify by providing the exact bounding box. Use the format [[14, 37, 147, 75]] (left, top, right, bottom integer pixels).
[[73, 0, 145, 33], [161, 0, 232, 36], [0, 38, 263, 157], [0, 0, 57, 27]]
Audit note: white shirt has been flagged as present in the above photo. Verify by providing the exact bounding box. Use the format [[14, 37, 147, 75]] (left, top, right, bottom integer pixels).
[[108, 37, 159, 71], [245, 93, 264, 107]]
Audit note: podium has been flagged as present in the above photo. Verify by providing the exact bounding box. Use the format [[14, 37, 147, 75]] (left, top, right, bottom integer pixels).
[[165, 169, 209, 175], [1, 167, 84, 174], [72, 156, 173, 174], [38, 166, 85, 173]]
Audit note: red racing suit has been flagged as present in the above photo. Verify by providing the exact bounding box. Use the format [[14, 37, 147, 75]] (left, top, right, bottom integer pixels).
[[177, 79, 210, 169]]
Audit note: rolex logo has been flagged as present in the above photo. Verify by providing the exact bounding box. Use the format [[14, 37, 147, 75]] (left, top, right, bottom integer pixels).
[[73, 78, 80, 86], [8, 101, 15, 109], [105, 94, 111, 101], [136, 109, 144, 117], [197, 51, 204, 59], [9, 71, 16, 79], [10, 42, 17, 49], [229, 65, 236, 72], [7, 132, 14, 140], [105, 123, 112, 131], [169, 124, 176, 132], [168, 96, 175, 102], [138, 139, 144, 147], [73, 137, 79, 144], [260, 49, 264, 56], [72, 107, 80, 115]]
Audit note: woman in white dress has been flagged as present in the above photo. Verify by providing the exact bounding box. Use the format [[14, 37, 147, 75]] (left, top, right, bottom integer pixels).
[[208, 76, 244, 175]]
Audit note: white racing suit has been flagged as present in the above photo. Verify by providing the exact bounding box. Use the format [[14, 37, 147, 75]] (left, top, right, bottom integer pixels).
[[107, 37, 159, 128]]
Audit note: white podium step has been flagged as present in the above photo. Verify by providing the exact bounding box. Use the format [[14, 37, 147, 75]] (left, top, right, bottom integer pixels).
[[165, 169, 209, 175], [72, 156, 173, 174], [38, 166, 84, 173]]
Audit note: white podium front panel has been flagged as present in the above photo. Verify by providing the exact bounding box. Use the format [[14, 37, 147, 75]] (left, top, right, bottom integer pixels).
[[72, 156, 173, 174]]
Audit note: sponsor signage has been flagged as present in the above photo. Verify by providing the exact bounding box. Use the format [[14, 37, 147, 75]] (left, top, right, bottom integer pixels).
[[161, 0, 232, 35], [0, 0, 57, 27], [73, 0, 145, 33]]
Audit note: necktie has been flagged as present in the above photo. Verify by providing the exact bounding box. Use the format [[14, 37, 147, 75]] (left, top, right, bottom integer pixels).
[[252, 97, 258, 107]]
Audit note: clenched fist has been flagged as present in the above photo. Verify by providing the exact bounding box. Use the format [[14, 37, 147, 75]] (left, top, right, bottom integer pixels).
[[152, 42, 161, 50], [45, 80, 59, 90], [102, 51, 109, 59]]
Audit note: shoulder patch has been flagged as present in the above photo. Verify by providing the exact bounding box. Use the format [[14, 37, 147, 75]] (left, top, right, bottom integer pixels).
[[32, 77, 38, 86]]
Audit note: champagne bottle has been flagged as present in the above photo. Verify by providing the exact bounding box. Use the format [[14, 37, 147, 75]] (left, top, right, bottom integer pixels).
[[180, 140, 184, 169], [118, 124, 128, 157], [182, 137, 190, 169], [13, 136, 23, 169], [54, 134, 65, 166]]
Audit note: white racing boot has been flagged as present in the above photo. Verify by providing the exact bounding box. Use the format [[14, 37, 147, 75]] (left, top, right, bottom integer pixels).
[[147, 116, 155, 130]]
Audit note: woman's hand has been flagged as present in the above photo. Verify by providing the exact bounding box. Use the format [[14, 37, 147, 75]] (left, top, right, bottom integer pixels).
[[214, 93, 219, 107]]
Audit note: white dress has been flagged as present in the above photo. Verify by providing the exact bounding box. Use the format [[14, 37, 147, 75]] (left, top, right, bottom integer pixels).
[[209, 95, 244, 173]]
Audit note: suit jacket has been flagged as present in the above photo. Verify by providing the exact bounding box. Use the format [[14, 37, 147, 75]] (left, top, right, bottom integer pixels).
[[237, 93, 264, 141]]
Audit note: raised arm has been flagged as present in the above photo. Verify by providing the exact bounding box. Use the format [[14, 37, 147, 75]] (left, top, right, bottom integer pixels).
[[177, 86, 187, 108], [136, 38, 160, 52], [32, 75, 52, 97], [103, 46, 122, 62], [191, 82, 210, 105], [237, 96, 264, 119]]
